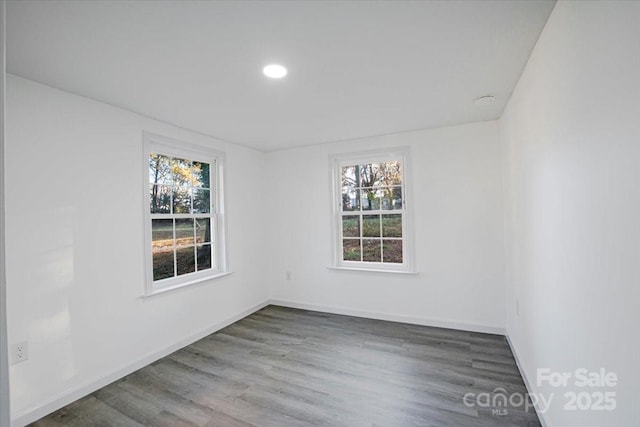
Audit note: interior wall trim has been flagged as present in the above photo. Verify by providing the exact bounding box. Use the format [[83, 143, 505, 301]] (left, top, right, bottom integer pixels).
[[269, 298, 506, 335], [505, 332, 551, 427]]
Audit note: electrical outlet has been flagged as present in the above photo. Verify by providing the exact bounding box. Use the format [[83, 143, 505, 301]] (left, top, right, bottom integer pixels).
[[286, 271, 292, 280], [11, 341, 29, 364]]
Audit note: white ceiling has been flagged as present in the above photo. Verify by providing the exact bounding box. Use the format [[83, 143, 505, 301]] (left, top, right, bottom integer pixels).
[[7, 0, 555, 151]]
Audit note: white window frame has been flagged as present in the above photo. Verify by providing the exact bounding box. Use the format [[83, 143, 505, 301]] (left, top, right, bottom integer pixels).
[[143, 132, 229, 296], [329, 147, 415, 274]]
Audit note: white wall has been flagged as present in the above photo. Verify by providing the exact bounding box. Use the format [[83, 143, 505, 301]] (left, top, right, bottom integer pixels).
[[266, 121, 506, 332], [500, 1, 640, 425], [5, 75, 269, 424]]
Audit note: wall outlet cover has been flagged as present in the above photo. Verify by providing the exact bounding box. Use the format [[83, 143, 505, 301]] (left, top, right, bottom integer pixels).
[[11, 341, 29, 364]]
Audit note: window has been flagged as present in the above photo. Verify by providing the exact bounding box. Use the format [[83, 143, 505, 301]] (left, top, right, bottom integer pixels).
[[331, 148, 414, 273], [143, 132, 228, 295]]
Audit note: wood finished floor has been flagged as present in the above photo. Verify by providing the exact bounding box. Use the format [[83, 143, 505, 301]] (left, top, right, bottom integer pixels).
[[32, 306, 540, 427]]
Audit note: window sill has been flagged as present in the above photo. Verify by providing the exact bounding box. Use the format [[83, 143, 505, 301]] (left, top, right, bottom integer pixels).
[[327, 266, 418, 275], [142, 271, 234, 298]]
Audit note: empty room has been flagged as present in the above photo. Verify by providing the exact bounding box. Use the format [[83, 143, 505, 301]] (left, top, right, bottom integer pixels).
[[0, 0, 638, 426]]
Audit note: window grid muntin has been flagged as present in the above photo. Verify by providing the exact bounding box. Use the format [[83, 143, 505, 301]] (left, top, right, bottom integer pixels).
[[338, 158, 406, 266], [149, 154, 212, 215], [150, 224, 215, 282], [150, 215, 216, 281], [340, 214, 405, 264]]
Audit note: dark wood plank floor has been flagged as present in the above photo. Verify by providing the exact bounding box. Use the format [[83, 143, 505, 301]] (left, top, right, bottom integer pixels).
[[32, 306, 540, 426]]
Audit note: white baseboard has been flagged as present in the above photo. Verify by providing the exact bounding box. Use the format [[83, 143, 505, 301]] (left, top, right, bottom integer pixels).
[[268, 298, 506, 335], [505, 332, 551, 427], [12, 300, 270, 427]]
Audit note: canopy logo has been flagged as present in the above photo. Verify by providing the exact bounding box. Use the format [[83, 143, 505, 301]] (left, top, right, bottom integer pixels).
[[462, 388, 551, 416]]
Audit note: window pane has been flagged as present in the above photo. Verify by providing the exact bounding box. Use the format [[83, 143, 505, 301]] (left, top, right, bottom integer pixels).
[[195, 218, 211, 244], [193, 189, 210, 213], [152, 218, 174, 280], [192, 161, 210, 188], [379, 161, 402, 186], [382, 214, 402, 237], [173, 187, 192, 214], [342, 188, 360, 211], [153, 249, 174, 281], [383, 240, 403, 263], [342, 239, 361, 261], [363, 215, 381, 237], [175, 219, 194, 247], [381, 187, 403, 210], [176, 246, 196, 276], [152, 219, 174, 250], [342, 216, 360, 238], [359, 163, 379, 188], [197, 244, 212, 271], [149, 154, 172, 186], [171, 158, 192, 187], [361, 189, 381, 210], [363, 239, 382, 262], [341, 166, 358, 187], [150, 184, 171, 214]]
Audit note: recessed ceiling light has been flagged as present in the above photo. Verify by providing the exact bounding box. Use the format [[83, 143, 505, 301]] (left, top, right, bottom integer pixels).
[[474, 95, 496, 106], [263, 64, 287, 79]]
